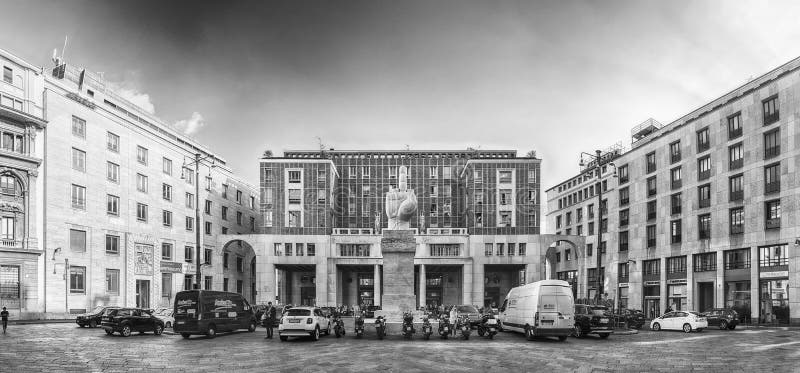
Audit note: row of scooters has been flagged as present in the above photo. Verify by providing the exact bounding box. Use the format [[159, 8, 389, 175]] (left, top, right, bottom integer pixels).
[[329, 311, 500, 340]]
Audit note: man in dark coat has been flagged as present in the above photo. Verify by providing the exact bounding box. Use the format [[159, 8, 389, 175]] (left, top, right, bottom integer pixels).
[[262, 302, 277, 339]]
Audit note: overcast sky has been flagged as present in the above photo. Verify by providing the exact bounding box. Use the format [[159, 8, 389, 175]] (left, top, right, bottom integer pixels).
[[3, 0, 800, 195]]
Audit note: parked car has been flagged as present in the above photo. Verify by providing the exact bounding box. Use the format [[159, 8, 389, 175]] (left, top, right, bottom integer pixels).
[[173, 290, 258, 339], [320, 307, 337, 318], [614, 309, 646, 329], [101, 308, 164, 337], [450, 305, 482, 327], [572, 304, 613, 338], [278, 306, 331, 341], [76, 306, 118, 328], [650, 311, 707, 333], [701, 308, 739, 330], [153, 308, 175, 328], [497, 280, 574, 341]]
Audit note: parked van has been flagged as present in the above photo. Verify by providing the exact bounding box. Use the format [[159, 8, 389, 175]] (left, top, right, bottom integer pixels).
[[498, 280, 574, 341], [173, 290, 257, 339]]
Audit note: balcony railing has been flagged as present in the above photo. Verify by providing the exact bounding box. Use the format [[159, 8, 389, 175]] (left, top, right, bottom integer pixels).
[[699, 199, 710, 208], [765, 182, 780, 194], [619, 198, 629, 206], [728, 128, 742, 139], [647, 211, 656, 221], [693, 262, 716, 272], [764, 146, 780, 160], [0, 238, 21, 248], [671, 180, 682, 190], [671, 206, 681, 215], [648, 188, 657, 197], [729, 159, 743, 170], [619, 219, 629, 227], [725, 259, 750, 270], [699, 230, 711, 239], [730, 190, 743, 202], [763, 112, 779, 126], [619, 243, 628, 252], [698, 170, 710, 180], [766, 218, 781, 230], [647, 239, 656, 248], [760, 257, 788, 267], [730, 225, 744, 235], [697, 142, 710, 153], [670, 153, 681, 164]]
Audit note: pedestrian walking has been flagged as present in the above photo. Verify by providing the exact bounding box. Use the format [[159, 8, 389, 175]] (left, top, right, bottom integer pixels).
[[1, 306, 9, 334], [262, 302, 276, 339]]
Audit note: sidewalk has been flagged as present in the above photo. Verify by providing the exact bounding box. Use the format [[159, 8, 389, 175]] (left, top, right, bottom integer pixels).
[[9, 319, 75, 325]]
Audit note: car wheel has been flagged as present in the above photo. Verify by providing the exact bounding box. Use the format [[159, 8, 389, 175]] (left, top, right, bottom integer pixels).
[[558, 336, 567, 341], [525, 325, 535, 341], [572, 325, 584, 338], [682, 323, 692, 333], [78, 324, 85, 328], [599, 333, 610, 339], [121, 324, 132, 337], [248, 321, 256, 332], [696, 328, 703, 332], [206, 324, 217, 339], [165, 322, 172, 329], [154, 324, 164, 335], [651, 322, 661, 331], [312, 326, 320, 341], [181, 333, 191, 339], [489, 333, 494, 340], [105, 330, 113, 335], [280, 336, 288, 342], [719, 320, 728, 330], [89, 320, 97, 328], [728, 325, 736, 330]]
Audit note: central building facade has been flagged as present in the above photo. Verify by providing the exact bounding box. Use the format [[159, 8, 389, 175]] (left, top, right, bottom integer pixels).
[[225, 149, 578, 309]]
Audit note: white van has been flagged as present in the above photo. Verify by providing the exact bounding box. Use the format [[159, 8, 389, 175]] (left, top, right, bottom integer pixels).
[[498, 280, 574, 341]]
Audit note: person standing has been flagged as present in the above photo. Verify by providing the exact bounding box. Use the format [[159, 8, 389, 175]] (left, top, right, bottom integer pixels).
[[263, 302, 276, 339], [1, 307, 9, 334]]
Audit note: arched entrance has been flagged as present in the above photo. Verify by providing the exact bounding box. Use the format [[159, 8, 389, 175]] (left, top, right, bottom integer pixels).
[[221, 240, 257, 304], [541, 235, 584, 299]]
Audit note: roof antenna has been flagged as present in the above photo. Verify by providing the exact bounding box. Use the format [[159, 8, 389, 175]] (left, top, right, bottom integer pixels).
[[315, 136, 325, 151], [61, 35, 68, 64]]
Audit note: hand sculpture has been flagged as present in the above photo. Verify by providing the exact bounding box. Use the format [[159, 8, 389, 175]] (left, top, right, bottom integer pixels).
[[385, 166, 417, 230]]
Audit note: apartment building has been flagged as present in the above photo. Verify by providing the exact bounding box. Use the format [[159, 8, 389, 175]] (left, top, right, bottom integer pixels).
[[546, 57, 800, 325]]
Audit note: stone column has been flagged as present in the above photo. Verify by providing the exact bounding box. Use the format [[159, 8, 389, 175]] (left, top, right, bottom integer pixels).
[[462, 263, 473, 305], [315, 260, 328, 307], [660, 258, 667, 315], [716, 252, 725, 309], [686, 254, 694, 311], [418, 264, 426, 309], [750, 246, 760, 322], [373, 264, 381, 307], [261, 263, 276, 304], [472, 263, 484, 309]]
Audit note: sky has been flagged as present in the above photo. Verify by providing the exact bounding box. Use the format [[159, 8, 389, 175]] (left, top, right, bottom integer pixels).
[[2, 0, 800, 196]]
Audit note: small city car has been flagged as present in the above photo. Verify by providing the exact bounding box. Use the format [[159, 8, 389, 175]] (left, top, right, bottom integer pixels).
[[278, 306, 331, 341], [572, 304, 613, 338], [701, 308, 739, 330], [614, 309, 646, 329], [76, 306, 118, 328], [101, 308, 165, 337], [650, 311, 707, 333], [450, 305, 482, 327], [153, 308, 175, 329], [173, 290, 257, 339]]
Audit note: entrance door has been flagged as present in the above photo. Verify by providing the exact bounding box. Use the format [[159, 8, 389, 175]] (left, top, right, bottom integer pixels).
[[644, 298, 660, 319], [136, 280, 150, 309], [300, 287, 315, 306], [484, 288, 500, 309], [697, 282, 714, 313]]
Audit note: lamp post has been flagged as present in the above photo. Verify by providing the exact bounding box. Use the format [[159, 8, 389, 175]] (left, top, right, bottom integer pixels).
[[579, 150, 616, 303], [183, 153, 214, 289]]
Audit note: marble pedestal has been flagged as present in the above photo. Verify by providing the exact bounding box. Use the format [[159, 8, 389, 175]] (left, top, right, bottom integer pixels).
[[375, 230, 417, 322]]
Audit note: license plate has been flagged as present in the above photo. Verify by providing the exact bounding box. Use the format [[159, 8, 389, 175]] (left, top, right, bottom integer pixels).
[[541, 320, 554, 325], [444, 327, 449, 332], [289, 319, 300, 323], [177, 321, 185, 325], [489, 328, 496, 332], [600, 318, 609, 323], [487, 319, 497, 325]]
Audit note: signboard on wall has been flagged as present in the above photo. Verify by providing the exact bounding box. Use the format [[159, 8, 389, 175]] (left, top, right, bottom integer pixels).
[[135, 244, 154, 276], [160, 261, 183, 273], [666, 279, 687, 285], [760, 271, 789, 279], [643, 281, 660, 286]]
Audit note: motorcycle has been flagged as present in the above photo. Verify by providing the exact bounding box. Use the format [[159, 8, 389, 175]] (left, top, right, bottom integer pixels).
[[374, 315, 387, 340], [402, 311, 415, 339], [477, 313, 498, 339], [333, 313, 345, 338], [458, 315, 471, 340], [438, 314, 451, 340], [354, 313, 365, 339], [421, 314, 433, 340]]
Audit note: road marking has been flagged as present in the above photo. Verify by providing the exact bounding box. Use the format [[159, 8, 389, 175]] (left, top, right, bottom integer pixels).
[[751, 340, 800, 352], [632, 334, 717, 345]]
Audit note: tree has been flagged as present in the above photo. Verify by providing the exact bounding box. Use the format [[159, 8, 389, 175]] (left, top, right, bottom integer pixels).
[[525, 150, 537, 158], [262, 150, 273, 158]]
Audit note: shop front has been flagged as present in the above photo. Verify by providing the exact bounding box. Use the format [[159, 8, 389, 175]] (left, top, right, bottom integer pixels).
[[759, 271, 789, 324], [643, 281, 660, 319], [667, 279, 687, 311]]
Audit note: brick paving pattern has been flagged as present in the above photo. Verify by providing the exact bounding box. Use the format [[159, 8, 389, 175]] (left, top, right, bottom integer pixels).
[[0, 323, 797, 372]]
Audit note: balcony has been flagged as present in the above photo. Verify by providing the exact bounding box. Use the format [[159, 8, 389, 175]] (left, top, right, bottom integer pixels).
[[728, 127, 742, 139], [730, 190, 743, 202], [671, 180, 682, 190], [646, 163, 656, 174], [647, 211, 656, 221], [647, 188, 657, 197], [760, 257, 788, 267], [765, 182, 780, 194], [693, 263, 716, 272], [671, 206, 681, 215], [699, 198, 710, 208], [670, 153, 681, 164], [766, 218, 781, 230], [647, 239, 656, 248], [619, 175, 629, 184], [729, 159, 743, 170], [730, 225, 744, 235], [619, 198, 629, 206], [764, 146, 780, 160], [698, 170, 710, 181], [763, 112, 779, 126], [697, 142, 710, 153], [0, 239, 22, 248]]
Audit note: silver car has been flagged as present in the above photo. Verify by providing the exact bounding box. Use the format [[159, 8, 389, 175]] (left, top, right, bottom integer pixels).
[[451, 305, 482, 327]]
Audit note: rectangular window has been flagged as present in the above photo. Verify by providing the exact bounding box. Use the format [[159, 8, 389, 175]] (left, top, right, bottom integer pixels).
[[136, 203, 148, 222], [698, 184, 711, 208], [288, 189, 301, 204], [2, 66, 11, 83], [288, 211, 300, 227], [619, 187, 629, 206], [499, 189, 512, 205], [307, 243, 316, 256], [106, 269, 120, 294], [647, 176, 657, 196], [588, 222, 594, 235], [204, 276, 213, 290], [295, 243, 304, 256], [72, 148, 86, 172], [618, 231, 628, 252], [162, 210, 172, 227], [185, 216, 194, 231], [764, 129, 780, 159], [185, 246, 194, 263], [264, 211, 273, 227], [205, 221, 212, 235], [646, 200, 657, 221], [729, 174, 743, 202], [669, 141, 681, 163], [499, 211, 511, 227], [204, 248, 212, 265], [617, 165, 628, 184], [162, 243, 172, 260], [759, 244, 787, 267], [70, 266, 86, 293], [236, 211, 243, 225], [496, 243, 505, 256], [205, 200, 212, 215], [646, 152, 656, 173], [527, 170, 536, 183], [698, 214, 711, 239], [765, 199, 781, 229], [250, 195, 255, 209], [765, 163, 780, 194], [670, 219, 681, 244], [619, 209, 629, 227], [206, 176, 213, 191], [728, 112, 742, 139], [667, 256, 687, 274], [71, 184, 86, 209], [107, 132, 119, 152], [105, 234, 119, 254], [499, 170, 512, 183], [162, 183, 172, 201], [236, 190, 243, 204], [586, 243, 593, 257], [696, 127, 710, 153], [72, 116, 86, 138], [670, 167, 682, 189], [762, 95, 779, 125], [107, 162, 119, 183], [136, 146, 148, 165], [263, 169, 275, 182], [185, 192, 194, 209], [724, 248, 750, 269], [221, 206, 229, 221], [646, 225, 656, 248], [643, 259, 660, 275], [107, 194, 119, 216], [729, 143, 743, 170], [361, 166, 370, 179], [338, 244, 371, 257], [697, 156, 711, 180], [349, 166, 357, 179], [223, 278, 228, 292], [163, 157, 172, 175], [184, 167, 194, 185], [136, 174, 148, 193], [729, 207, 744, 235], [484, 243, 493, 256], [693, 252, 716, 272]]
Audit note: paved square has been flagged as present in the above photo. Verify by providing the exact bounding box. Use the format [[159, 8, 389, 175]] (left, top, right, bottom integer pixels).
[[0, 323, 797, 372]]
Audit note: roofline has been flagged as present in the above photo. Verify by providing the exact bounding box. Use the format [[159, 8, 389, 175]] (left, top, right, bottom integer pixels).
[[0, 48, 41, 71]]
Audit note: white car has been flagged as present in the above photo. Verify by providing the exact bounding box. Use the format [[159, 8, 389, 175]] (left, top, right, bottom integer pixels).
[[153, 308, 175, 329], [650, 311, 708, 333], [278, 306, 331, 341]]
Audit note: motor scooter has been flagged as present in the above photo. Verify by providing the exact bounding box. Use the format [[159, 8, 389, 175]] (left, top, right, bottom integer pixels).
[[438, 314, 451, 340], [477, 312, 498, 339], [333, 313, 346, 338], [402, 311, 415, 339], [421, 314, 433, 340], [354, 312, 365, 339], [458, 315, 471, 340], [374, 315, 387, 340]]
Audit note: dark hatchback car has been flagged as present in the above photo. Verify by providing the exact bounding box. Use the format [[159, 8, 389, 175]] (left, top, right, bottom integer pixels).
[[614, 309, 646, 329], [101, 308, 165, 337], [701, 308, 739, 330], [573, 304, 613, 338], [76, 306, 118, 328]]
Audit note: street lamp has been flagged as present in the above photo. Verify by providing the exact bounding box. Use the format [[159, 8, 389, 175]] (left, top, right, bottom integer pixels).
[[182, 153, 215, 290], [578, 150, 617, 303]]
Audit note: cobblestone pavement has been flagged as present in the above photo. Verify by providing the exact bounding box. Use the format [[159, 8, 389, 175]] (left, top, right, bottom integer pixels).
[[0, 323, 798, 372]]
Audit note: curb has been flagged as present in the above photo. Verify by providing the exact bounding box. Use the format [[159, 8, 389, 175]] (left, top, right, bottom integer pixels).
[[10, 319, 75, 325], [612, 328, 639, 335]]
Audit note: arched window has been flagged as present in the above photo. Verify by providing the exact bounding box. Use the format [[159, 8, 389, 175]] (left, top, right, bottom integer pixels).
[[0, 175, 18, 196]]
